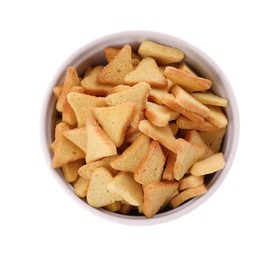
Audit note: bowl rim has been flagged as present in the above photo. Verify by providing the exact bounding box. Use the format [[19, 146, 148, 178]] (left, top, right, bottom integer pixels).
[[41, 30, 240, 226]]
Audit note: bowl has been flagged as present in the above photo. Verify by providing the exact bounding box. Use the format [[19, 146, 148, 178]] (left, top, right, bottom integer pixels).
[[41, 31, 239, 225]]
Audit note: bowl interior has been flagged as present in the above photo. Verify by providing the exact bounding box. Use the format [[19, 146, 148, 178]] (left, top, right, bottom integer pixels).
[[43, 31, 239, 225]]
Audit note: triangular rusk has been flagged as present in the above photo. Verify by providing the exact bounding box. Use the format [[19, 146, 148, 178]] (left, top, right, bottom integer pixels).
[[105, 82, 150, 130], [110, 134, 151, 173], [52, 122, 85, 168], [63, 127, 87, 153], [86, 115, 117, 163], [96, 44, 133, 85], [67, 92, 107, 127], [143, 181, 179, 217], [124, 57, 167, 88], [173, 139, 205, 180], [92, 102, 135, 147]]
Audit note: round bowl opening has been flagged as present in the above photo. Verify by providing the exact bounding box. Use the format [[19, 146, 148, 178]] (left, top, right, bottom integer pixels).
[[42, 31, 239, 225]]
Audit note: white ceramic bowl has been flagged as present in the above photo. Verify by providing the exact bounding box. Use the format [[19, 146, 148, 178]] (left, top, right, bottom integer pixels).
[[41, 31, 239, 225]]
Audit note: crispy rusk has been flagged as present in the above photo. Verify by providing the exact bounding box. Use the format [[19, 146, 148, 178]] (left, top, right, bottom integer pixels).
[[87, 167, 122, 208], [190, 152, 225, 176], [81, 65, 114, 96], [61, 159, 85, 183], [143, 181, 179, 218], [138, 40, 184, 65], [173, 138, 205, 180], [177, 62, 197, 76], [63, 127, 87, 153], [171, 85, 210, 118], [164, 66, 211, 92], [110, 134, 151, 173], [191, 91, 228, 107], [185, 130, 214, 159], [145, 101, 179, 127], [106, 82, 150, 130], [206, 105, 228, 128], [179, 174, 204, 190], [92, 102, 135, 147], [124, 57, 168, 88], [73, 176, 90, 198], [169, 184, 207, 208], [138, 120, 177, 153], [52, 122, 85, 168], [176, 115, 220, 132], [198, 127, 227, 153], [56, 67, 81, 112], [134, 141, 166, 185], [107, 172, 143, 206], [97, 44, 133, 85], [78, 156, 119, 179], [67, 92, 107, 127], [161, 93, 204, 124], [86, 115, 117, 163]]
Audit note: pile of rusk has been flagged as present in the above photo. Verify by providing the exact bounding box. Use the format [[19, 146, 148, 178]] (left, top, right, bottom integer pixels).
[[51, 40, 228, 218]]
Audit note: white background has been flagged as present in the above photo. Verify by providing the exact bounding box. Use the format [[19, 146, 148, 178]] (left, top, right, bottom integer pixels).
[[1, 0, 278, 259]]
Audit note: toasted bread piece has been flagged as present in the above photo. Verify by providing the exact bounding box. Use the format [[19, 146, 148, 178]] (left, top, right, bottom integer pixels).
[[162, 93, 204, 124], [62, 86, 85, 126], [97, 44, 133, 85], [53, 85, 62, 99], [105, 82, 150, 130], [134, 141, 166, 185], [138, 41, 184, 65], [179, 174, 204, 190], [148, 80, 172, 105], [73, 176, 90, 198], [190, 152, 225, 176], [164, 66, 211, 93], [145, 101, 179, 127], [173, 138, 205, 180], [56, 67, 81, 112], [67, 92, 107, 127], [191, 91, 228, 107], [81, 66, 114, 96], [63, 127, 87, 153], [52, 122, 85, 168], [107, 172, 143, 206], [104, 46, 141, 66], [143, 181, 179, 217], [78, 155, 118, 179], [171, 85, 210, 118], [92, 102, 135, 147], [206, 105, 228, 128], [124, 57, 168, 88], [185, 130, 214, 159], [110, 134, 151, 173], [178, 62, 197, 76], [169, 184, 207, 208], [61, 159, 84, 183], [162, 152, 176, 181], [198, 127, 227, 153], [87, 167, 122, 207], [176, 115, 220, 132], [86, 115, 117, 163], [138, 120, 177, 153]]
